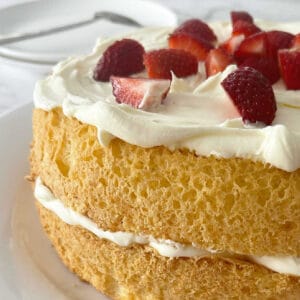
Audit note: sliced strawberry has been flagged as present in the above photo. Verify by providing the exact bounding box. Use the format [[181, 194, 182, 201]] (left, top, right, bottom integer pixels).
[[231, 11, 254, 24], [266, 31, 294, 59], [221, 67, 276, 125], [93, 39, 145, 82], [143, 49, 198, 79], [235, 30, 294, 64], [168, 32, 214, 61], [232, 20, 261, 37], [205, 48, 234, 77], [172, 19, 217, 44], [291, 34, 300, 49], [110, 76, 170, 109], [239, 56, 280, 84], [234, 32, 268, 63], [278, 49, 300, 90], [220, 35, 245, 55]]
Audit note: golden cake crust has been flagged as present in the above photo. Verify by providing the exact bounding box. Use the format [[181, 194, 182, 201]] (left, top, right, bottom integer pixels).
[[30, 108, 300, 256], [37, 202, 300, 300]]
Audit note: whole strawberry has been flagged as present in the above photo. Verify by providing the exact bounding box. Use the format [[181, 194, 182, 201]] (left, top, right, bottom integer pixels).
[[144, 49, 198, 79], [221, 67, 276, 125], [93, 39, 145, 82]]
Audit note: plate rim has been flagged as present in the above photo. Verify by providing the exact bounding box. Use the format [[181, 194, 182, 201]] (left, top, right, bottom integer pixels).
[[0, 0, 177, 64], [0, 101, 109, 299], [0, 100, 32, 119]]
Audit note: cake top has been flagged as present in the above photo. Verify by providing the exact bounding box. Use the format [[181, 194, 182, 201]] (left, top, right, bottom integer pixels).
[[34, 12, 300, 172]]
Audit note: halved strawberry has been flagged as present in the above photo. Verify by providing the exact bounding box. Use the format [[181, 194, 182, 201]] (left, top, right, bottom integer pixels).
[[205, 48, 234, 77], [143, 49, 198, 79], [220, 35, 245, 55], [231, 11, 254, 24], [234, 32, 268, 63], [168, 32, 214, 61], [239, 56, 280, 84], [93, 39, 145, 82], [221, 67, 276, 125], [110, 76, 170, 109], [278, 49, 300, 90], [232, 20, 261, 37], [266, 31, 294, 59], [292, 34, 300, 48], [172, 19, 217, 44]]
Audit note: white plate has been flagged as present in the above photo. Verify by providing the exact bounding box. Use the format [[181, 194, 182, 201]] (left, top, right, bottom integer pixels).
[[0, 0, 177, 64], [0, 103, 108, 299]]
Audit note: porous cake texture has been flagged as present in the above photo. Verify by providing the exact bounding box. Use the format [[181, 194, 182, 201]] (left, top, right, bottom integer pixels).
[[37, 203, 300, 300], [30, 108, 300, 256], [29, 107, 300, 299]]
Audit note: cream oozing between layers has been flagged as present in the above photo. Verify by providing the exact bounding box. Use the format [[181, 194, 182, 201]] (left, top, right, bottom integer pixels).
[[34, 21, 300, 172], [35, 177, 300, 277]]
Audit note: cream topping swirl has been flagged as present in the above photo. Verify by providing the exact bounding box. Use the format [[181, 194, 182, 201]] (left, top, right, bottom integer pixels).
[[34, 21, 300, 171], [35, 177, 300, 276]]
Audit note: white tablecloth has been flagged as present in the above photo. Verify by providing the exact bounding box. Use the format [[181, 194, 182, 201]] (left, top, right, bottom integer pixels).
[[0, 0, 299, 116]]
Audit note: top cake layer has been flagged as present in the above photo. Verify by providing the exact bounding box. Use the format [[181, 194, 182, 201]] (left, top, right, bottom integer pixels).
[[34, 20, 300, 172]]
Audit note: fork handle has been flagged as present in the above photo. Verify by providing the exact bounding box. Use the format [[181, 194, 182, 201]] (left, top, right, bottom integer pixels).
[[0, 12, 141, 46]]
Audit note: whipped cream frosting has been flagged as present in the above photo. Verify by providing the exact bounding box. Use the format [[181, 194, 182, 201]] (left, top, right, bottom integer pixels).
[[34, 21, 300, 171], [35, 177, 300, 276]]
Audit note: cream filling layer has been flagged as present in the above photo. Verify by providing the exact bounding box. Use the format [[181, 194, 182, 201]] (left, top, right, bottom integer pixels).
[[33, 21, 300, 172], [35, 177, 300, 277]]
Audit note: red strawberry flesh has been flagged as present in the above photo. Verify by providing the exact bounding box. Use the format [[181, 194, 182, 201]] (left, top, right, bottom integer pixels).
[[110, 76, 170, 109], [231, 11, 254, 24], [173, 18, 217, 44], [239, 56, 280, 84], [266, 30, 294, 59], [278, 49, 300, 90], [220, 35, 245, 55], [168, 32, 214, 61], [232, 20, 261, 37], [144, 49, 198, 79], [93, 39, 145, 82], [234, 32, 268, 63], [205, 48, 234, 77], [221, 67, 277, 125], [292, 34, 300, 49]]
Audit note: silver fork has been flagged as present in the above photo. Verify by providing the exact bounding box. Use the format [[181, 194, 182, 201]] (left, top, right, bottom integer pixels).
[[0, 11, 142, 46]]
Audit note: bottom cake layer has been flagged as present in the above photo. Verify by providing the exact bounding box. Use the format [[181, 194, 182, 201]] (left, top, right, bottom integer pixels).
[[36, 203, 300, 300]]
